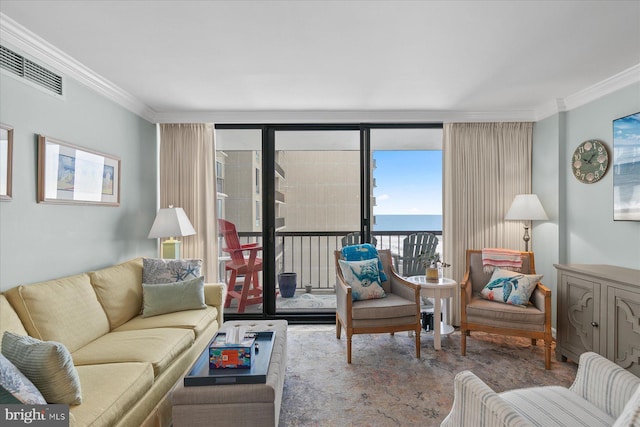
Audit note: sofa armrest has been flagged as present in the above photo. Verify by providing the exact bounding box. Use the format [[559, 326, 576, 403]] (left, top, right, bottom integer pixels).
[[440, 371, 532, 427], [569, 352, 640, 419], [203, 282, 226, 328]]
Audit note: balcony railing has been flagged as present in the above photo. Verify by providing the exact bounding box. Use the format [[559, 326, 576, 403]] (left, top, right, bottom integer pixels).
[[221, 231, 443, 292]]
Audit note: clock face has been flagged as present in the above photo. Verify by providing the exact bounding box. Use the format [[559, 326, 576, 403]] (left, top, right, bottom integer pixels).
[[571, 139, 609, 184]]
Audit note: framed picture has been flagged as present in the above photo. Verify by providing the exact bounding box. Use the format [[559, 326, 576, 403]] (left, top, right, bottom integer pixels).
[[613, 112, 640, 221], [37, 135, 120, 206], [0, 124, 13, 201]]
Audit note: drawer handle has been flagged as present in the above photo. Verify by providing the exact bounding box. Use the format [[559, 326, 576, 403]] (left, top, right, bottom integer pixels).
[[591, 322, 599, 327]]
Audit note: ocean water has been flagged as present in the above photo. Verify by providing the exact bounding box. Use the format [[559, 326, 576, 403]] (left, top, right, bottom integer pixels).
[[374, 214, 442, 232]]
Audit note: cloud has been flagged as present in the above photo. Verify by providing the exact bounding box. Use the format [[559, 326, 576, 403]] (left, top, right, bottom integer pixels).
[[377, 194, 390, 201]]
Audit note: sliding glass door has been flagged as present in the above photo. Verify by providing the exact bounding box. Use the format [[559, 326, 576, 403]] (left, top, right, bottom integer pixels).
[[215, 124, 442, 320], [273, 129, 362, 314]]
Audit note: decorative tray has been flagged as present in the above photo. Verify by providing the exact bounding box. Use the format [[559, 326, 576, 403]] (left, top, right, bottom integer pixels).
[[184, 331, 275, 386]]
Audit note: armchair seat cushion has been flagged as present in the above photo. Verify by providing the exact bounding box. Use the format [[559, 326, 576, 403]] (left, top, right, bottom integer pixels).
[[351, 293, 417, 320], [502, 386, 616, 427], [465, 296, 545, 332]]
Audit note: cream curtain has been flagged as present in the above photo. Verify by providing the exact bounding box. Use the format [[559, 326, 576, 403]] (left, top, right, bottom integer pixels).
[[443, 122, 533, 325], [159, 123, 217, 282]]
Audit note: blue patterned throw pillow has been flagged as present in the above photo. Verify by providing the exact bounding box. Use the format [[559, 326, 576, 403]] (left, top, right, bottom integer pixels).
[[341, 243, 388, 282], [480, 268, 543, 306], [338, 258, 386, 301], [0, 353, 46, 404]]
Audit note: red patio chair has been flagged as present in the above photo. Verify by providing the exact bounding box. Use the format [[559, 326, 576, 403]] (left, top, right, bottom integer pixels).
[[218, 219, 263, 313]]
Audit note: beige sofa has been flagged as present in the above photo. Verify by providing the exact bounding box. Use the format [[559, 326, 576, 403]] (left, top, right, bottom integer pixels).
[[0, 258, 225, 427]]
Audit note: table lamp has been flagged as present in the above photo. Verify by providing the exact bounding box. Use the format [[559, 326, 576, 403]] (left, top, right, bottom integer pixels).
[[148, 206, 196, 258], [505, 194, 548, 251]]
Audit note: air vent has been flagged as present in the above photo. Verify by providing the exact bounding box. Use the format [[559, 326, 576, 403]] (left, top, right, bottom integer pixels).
[[1, 45, 63, 95]]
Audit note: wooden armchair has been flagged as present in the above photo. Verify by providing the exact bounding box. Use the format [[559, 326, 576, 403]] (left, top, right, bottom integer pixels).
[[460, 249, 552, 369], [334, 249, 422, 363]]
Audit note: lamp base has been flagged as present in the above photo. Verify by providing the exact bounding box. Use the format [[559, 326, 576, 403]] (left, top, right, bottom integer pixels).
[[162, 238, 181, 259], [523, 226, 530, 252]]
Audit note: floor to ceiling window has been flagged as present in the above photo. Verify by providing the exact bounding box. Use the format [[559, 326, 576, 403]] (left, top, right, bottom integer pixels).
[[215, 124, 443, 322]]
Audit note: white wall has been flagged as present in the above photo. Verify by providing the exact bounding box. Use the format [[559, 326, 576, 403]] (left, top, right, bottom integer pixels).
[[0, 60, 157, 291], [533, 82, 640, 327]]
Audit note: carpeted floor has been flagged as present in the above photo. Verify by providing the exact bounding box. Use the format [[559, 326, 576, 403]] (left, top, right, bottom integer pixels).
[[279, 325, 578, 427]]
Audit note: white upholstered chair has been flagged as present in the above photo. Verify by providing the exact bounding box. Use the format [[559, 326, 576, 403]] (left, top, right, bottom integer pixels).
[[441, 351, 640, 427]]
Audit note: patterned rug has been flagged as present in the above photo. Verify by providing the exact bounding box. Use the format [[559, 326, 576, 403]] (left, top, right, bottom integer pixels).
[[279, 325, 578, 427]]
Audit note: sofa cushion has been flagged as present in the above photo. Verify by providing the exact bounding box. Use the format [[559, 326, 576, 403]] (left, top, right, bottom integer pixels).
[[142, 276, 206, 318], [90, 258, 144, 330], [501, 385, 616, 427], [0, 353, 46, 404], [71, 328, 194, 377], [0, 295, 28, 337], [4, 274, 109, 353], [71, 362, 154, 427], [114, 305, 218, 339], [1, 332, 82, 405]]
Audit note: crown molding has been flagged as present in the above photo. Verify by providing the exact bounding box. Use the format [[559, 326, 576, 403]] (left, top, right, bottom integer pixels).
[[0, 13, 156, 122], [563, 63, 640, 111], [152, 109, 537, 124], [534, 64, 640, 121]]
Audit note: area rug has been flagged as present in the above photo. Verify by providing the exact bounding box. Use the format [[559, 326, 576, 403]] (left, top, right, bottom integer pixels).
[[279, 325, 578, 427]]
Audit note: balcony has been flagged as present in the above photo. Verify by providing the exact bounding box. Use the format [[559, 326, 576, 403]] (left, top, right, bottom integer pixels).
[[220, 230, 443, 314]]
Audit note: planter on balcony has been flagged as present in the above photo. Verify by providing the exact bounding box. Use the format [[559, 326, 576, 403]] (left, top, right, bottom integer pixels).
[[278, 272, 297, 298]]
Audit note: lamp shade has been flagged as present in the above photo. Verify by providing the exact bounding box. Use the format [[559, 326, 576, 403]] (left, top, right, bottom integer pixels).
[[148, 207, 196, 239], [505, 194, 549, 221]]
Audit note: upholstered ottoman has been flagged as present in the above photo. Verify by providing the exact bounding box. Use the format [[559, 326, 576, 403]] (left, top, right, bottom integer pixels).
[[171, 320, 288, 427]]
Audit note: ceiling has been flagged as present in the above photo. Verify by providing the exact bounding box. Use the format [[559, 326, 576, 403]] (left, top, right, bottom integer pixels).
[[1, 1, 639, 123]]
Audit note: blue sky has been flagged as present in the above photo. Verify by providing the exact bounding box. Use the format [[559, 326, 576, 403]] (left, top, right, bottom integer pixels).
[[373, 150, 442, 215]]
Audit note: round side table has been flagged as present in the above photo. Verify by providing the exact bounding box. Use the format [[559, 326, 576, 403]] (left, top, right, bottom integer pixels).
[[406, 276, 458, 350]]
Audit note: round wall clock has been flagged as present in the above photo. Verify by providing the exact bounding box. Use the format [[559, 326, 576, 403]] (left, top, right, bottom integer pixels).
[[571, 139, 609, 184]]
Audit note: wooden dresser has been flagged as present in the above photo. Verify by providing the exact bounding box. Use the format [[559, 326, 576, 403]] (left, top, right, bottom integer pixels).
[[554, 264, 640, 376]]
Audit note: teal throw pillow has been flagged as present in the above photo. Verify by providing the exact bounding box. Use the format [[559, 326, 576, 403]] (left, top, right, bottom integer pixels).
[[480, 268, 543, 306], [142, 275, 206, 318], [338, 258, 386, 301], [341, 243, 388, 282]]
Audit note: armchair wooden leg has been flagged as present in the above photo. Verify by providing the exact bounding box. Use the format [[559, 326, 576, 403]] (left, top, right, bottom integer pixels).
[[347, 335, 352, 364], [461, 328, 467, 356], [415, 328, 421, 359], [544, 339, 552, 370], [336, 315, 341, 339]]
